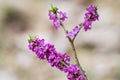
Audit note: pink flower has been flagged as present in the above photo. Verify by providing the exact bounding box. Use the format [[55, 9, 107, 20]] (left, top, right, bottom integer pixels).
[[48, 10, 68, 30], [82, 5, 99, 31], [67, 26, 80, 39]]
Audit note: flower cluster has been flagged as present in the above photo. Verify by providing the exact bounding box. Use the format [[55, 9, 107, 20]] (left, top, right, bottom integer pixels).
[[82, 5, 99, 31], [48, 5, 67, 30], [28, 37, 70, 71], [67, 26, 80, 39], [64, 64, 85, 80], [28, 37, 85, 80]]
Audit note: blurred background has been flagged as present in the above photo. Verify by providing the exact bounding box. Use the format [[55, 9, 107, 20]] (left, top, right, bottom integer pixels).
[[0, 0, 120, 80]]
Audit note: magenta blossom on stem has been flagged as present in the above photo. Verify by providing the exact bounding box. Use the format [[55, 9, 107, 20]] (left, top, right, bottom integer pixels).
[[58, 11, 68, 21], [64, 64, 85, 80], [82, 5, 99, 31], [48, 6, 68, 30], [28, 37, 70, 71], [67, 26, 80, 39], [28, 37, 86, 80]]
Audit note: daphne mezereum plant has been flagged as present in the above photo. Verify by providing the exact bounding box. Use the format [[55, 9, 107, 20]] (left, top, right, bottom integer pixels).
[[28, 4, 99, 80]]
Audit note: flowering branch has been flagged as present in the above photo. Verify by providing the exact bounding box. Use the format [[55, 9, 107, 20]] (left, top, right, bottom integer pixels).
[[28, 4, 99, 80], [28, 37, 85, 80]]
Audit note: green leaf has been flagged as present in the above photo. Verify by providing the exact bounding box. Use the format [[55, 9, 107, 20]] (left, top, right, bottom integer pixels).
[[28, 35, 36, 42], [49, 4, 58, 13]]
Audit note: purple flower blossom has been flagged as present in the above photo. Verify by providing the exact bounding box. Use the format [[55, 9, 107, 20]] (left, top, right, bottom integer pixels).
[[49, 53, 70, 71], [67, 26, 80, 39], [48, 10, 67, 30], [48, 12, 57, 21], [53, 20, 61, 29], [28, 37, 86, 80], [58, 11, 68, 21], [82, 21, 92, 31], [82, 5, 99, 31], [28, 38, 47, 60], [64, 64, 85, 80], [28, 37, 70, 70]]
